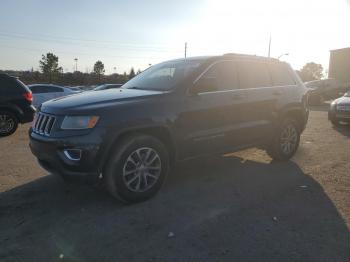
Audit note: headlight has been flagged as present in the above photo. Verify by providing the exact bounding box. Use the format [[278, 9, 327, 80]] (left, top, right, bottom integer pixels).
[[61, 116, 99, 130]]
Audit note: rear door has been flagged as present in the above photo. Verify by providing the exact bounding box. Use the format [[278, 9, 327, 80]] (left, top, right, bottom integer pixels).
[[230, 60, 276, 144]]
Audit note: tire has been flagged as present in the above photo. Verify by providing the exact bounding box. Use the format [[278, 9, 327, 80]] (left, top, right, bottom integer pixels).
[[0, 111, 18, 137], [104, 134, 169, 203], [266, 118, 300, 161]]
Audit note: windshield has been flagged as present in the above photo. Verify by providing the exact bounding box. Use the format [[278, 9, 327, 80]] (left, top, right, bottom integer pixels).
[[122, 60, 202, 91]]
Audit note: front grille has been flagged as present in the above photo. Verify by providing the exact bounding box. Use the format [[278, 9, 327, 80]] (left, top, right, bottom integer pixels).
[[32, 112, 56, 136]]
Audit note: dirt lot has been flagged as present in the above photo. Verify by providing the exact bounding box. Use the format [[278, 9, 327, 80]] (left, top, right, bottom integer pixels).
[[0, 107, 350, 262]]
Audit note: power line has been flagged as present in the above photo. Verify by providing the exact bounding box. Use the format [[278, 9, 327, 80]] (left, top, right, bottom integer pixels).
[[0, 44, 171, 60], [0, 32, 180, 53]]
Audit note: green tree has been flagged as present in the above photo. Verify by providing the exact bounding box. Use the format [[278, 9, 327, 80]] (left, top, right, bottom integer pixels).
[[136, 69, 142, 75], [129, 67, 136, 79], [39, 53, 62, 83], [298, 62, 324, 82], [93, 60, 105, 82]]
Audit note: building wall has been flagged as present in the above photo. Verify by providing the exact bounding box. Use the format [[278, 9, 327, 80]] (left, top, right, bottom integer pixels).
[[329, 47, 350, 85]]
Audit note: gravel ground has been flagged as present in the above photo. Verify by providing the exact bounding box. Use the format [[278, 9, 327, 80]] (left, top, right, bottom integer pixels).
[[0, 107, 349, 262]]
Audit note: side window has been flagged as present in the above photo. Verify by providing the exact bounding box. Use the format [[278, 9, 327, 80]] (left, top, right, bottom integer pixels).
[[269, 64, 296, 86], [237, 61, 272, 89], [49, 86, 64, 92], [201, 61, 239, 91], [29, 86, 41, 94]]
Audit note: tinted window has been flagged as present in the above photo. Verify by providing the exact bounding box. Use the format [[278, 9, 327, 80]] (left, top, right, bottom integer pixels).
[[30, 85, 63, 93], [0, 77, 23, 94], [237, 61, 272, 89], [29, 86, 41, 94], [49, 86, 64, 92], [269, 64, 295, 86], [201, 61, 239, 91]]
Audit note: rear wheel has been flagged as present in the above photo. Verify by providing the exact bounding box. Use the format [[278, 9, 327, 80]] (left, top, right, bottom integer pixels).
[[266, 118, 300, 161], [0, 111, 18, 137], [105, 134, 169, 203]]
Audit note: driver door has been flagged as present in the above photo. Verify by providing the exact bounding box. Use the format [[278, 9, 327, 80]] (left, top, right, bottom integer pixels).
[[175, 61, 241, 159]]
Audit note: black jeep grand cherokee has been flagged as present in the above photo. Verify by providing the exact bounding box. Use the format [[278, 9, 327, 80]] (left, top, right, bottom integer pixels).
[[30, 54, 309, 202]]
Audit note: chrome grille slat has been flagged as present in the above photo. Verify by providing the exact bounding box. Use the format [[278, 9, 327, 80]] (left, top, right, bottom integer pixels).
[[32, 112, 56, 136]]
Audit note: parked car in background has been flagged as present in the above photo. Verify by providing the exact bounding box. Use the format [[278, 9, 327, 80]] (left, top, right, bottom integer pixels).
[[305, 78, 344, 105], [29, 54, 309, 203], [28, 84, 80, 108], [0, 73, 35, 136], [328, 92, 350, 126], [93, 84, 123, 91], [68, 86, 83, 92]]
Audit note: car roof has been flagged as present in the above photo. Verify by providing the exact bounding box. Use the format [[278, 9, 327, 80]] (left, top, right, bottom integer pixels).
[[164, 53, 281, 64], [29, 84, 65, 88]]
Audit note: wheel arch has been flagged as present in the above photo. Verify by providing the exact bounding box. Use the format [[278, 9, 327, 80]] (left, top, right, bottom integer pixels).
[[280, 107, 307, 132], [0, 105, 22, 121], [99, 125, 177, 172]]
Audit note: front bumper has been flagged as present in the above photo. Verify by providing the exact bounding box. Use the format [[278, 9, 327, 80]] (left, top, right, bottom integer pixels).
[[29, 129, 104, 183], [328, 106, 350, 122]]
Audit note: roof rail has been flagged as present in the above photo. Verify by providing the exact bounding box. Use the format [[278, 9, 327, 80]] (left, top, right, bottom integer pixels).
[[223, 53, 279, 61]]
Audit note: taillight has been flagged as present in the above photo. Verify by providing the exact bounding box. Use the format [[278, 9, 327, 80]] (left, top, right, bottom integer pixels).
[[23, 92, 33, 102]]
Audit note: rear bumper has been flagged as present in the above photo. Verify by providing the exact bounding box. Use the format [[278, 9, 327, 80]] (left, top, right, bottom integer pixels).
[[19, 105, 36, 123], [29, 130, 103, 184]]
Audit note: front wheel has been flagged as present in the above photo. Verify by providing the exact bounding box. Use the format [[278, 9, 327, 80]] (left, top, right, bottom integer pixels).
[[104, 134, 169, 203], [266, 118, 300, 161], [0, 111, 18, 137]]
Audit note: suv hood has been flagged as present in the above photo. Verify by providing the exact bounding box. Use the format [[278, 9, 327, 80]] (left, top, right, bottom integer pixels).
[[40, 88, 164, 114]]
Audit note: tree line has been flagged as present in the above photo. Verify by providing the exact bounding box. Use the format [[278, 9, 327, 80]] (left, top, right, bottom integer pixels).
[[0, 52, 326, 87], [0, 52, 141, 87]]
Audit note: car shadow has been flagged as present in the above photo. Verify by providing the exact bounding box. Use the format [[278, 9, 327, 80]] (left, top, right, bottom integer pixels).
[[0, 155, 349, 262], [308, 104, 329, 112], [332, 124, 350, 137]]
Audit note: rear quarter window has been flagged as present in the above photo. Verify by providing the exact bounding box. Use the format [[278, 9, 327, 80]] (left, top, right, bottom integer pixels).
[[269, 64, 296, 86]]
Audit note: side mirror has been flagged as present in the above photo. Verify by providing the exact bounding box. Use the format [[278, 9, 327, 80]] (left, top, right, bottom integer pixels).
[[190, 77, 218, 95]]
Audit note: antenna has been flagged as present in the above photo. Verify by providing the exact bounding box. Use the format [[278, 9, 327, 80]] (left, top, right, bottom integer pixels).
[[184, 42, 187, 58]]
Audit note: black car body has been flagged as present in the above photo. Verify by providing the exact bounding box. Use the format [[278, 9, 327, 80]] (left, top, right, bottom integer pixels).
[[328, 92, 350, 125], [29, 54, 309, 202], [0, 73, 35, 136]]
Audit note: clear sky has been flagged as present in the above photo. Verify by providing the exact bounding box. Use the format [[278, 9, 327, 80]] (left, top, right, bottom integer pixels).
[[0, 0, 350, 74]]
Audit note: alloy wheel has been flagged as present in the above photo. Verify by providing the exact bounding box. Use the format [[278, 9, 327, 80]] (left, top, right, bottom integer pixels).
[[280, 124, 298, 155], [122, 147, 162, 192], [0, 114, 15, 134]]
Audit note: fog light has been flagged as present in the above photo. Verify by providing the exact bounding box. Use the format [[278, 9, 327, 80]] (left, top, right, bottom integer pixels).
[[63, 149, 82, 161]]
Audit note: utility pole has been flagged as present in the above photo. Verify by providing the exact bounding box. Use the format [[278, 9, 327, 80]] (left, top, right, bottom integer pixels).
[[74, 58, 78, 72], [184, 42, 187, 59], [267, 35, 271, 58]]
